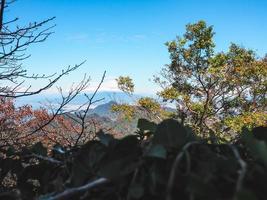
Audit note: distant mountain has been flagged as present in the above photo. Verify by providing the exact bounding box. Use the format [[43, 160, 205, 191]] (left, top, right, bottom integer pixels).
[[61, 100, 178, 137], [15, 91, 138, 109], [162, 106, 176, 113], [88, 101, 117, 118], [70, 91, 139, 105], [87, 113, 116, 125], [87, 100, 176, 118]]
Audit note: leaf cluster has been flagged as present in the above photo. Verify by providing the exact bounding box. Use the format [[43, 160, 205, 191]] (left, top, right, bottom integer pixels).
[[157, 21, 267, 138], [0, 119, 267, 200]]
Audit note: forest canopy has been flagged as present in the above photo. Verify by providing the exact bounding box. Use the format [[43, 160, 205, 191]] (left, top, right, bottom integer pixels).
[[115, 20, 267, 141]]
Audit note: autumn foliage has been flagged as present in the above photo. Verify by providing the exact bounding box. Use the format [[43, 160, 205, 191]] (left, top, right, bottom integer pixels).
[[114, 21, 267, 141], [0, 97, 106, 149]]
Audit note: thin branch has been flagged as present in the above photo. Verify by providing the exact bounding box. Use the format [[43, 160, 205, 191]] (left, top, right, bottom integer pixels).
[[74, 71, 106, 146], [229, 144, 247, 197], [26, 153, 63, 165], [166, 141, 199, 200], [0, 62, 85, 98], [0, 0, 5, 31], [46, 177, 109, 200]]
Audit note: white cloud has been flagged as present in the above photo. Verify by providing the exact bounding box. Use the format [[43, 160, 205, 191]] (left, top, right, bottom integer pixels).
[[84, 77, 120, 92], [15, 75, 159, 97], [62, 103, 97, 112]]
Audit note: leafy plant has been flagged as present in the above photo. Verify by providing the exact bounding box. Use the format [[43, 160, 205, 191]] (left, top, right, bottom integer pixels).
[[155, 21, 267, 139], [0, 118, 266, 200]]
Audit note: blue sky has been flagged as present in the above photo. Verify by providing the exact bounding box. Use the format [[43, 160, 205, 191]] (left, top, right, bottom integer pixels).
[[6, 0, 267, 95]]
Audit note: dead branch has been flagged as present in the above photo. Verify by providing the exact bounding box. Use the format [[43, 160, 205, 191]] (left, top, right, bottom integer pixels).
[[47, 177, 109, 200]]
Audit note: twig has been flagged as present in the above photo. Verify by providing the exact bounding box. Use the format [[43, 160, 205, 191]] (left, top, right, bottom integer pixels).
[[229, 145, 247, 197], [74, 71, 106, 146], [0, 0, 5, 31], [166, 141, 199, 200], [27, 153, 63, 165], [46, 177, 109, 200]]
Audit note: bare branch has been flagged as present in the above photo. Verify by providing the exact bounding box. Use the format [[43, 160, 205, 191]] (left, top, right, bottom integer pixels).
[[0, 61, 85, 98], [74, 71, 106, 146], [0, 0, 5, 31], [166, 141, 199, 200], [47, 178, 109, 200]]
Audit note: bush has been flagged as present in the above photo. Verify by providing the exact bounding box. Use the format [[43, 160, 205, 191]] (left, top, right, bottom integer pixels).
[[0, 118, 266, 200]]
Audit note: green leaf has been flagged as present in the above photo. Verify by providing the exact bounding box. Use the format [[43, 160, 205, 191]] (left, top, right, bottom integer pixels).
[[187, 174, 218, 198], [98, 136, 141, 179], [31, 142, 47, 156], [235, 189, 258, 200], [137, 118, 157, 135], [146, 144, 167, 159], [0, 158, 22, 178], [97, 130, 114, 146], [153, 119, 193, 150], [6, 146, 16, 156], [70, 141, 106, 186], [253, 126, 267, 143], [242, 128, 267, 166], [128, 183, 144, 199]]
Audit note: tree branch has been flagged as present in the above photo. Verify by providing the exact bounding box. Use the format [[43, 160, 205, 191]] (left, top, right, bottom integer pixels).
[[47, 178, 109, 200]]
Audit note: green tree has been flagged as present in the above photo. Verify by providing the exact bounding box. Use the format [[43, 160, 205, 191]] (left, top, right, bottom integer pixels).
[[116, 76, 135, 95], [156, 20, 267, 139], [112, 76, 174, 123]]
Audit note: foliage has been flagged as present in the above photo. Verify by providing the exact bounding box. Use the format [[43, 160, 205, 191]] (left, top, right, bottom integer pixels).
[[112, 76, 175, 124], [116, 76, 135, 95], [1, 117, 267, 200], [155, 20, 267, 139], [157, 86, 180, 102], [111, 103, 136, 121], [0, 0, 109, 150], [137, 97, 161, 114], [0, 97, 104, 149], [0, 97, 46, 148]]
